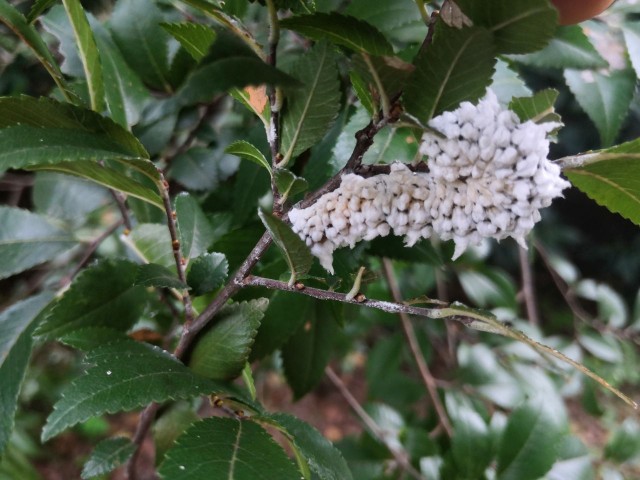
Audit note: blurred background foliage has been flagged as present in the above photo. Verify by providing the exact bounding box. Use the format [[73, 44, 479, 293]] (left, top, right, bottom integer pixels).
[[1, 0, 640, 479]]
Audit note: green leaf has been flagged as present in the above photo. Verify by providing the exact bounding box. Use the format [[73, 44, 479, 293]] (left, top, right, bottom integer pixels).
[[161, 22, 216, 61], [251, 292, 311, 360], [61, 0, 104, 111], [349, 70, 375, 115], [42, 338, 236, 441], [264, 413, 353, 480], [168, 147, 221, 191], [135, 263, 188, 289], [28, 160, 163, 209], [455, 0, 557, 54], [282, 300, 339, 399], [0, 95, 149, 160], [175, 193, 216, 260], [27, 0, 58, 22], [81, 437, 136, 479], [622, 23, 640, 79], [280, 12, 393, 56], [33, 172, 110, 226], [403, 23, 496, 123], [35, 259, 148, 340], [564, 138, 640, 226], [450, 404, 492, 479], [511, 25, 607, 70], [225, 140, 272, 174], [92, 20, 150, 128], [109, 0, 173, 91], [578, 331, 622, 363], [177, 57, 299, 106], [0, 0, 74, 101], [0, 292, 53, 455], [58, 327, 127, 351], [159, 417, 300, 479], [509, 88, 560, 124], [279, 41, 341, 166], [344, 0, 426, 44], [491, 59, 531, 105], [153, 401, 200, 464], [258, 208, 313, 285], [189, 299, 267, 380], [0, 206, 76, 280], [232, 162, 271, 225], [604, 418, 640, 463], [564, 68, 636, 147], [128, 224, 174, 268], [186, 252, 228, 296], [273, 169, 308, 203], [496, 395, 566, 480]]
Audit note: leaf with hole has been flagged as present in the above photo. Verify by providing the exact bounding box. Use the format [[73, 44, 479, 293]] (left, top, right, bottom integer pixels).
[[403, 23, 496, 123], [36, 259, 149, 340], [81, 437, 136, 479], [42, 338, 237, 441], [0, 207, 76, 280], [258, 209, 312, 285], [158, 417, 301, 479], [279, 41, 341, 166], [189, 299, 267, 380]]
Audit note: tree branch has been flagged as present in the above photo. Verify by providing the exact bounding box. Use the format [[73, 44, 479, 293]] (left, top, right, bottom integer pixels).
[[159, 173, 194, 325], [59, 219, 124, 288], [242, 274, 474, 327], [381, 258, 453, 438]]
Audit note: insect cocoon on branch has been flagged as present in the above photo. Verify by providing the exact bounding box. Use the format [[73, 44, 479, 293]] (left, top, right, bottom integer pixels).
[[289, 90, 570, 273]]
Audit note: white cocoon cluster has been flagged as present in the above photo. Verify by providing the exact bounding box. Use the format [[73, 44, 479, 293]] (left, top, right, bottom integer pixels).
[[289, 90, 570, 273]]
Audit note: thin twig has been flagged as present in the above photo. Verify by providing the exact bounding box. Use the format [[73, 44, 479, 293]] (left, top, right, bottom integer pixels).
[[109, 189, 133, 231], [242, 274, 473, 327], [381, 258, 453, 437], [173, 231, 273, 359], [518, 243, 540, 327], [126, 403, 160, 480], [325, 367, 427, 480], [59, 219, 124, 288], [299, 102, 402, 209], [266, 0, 283, 210], [158, 173, 194, 325]]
